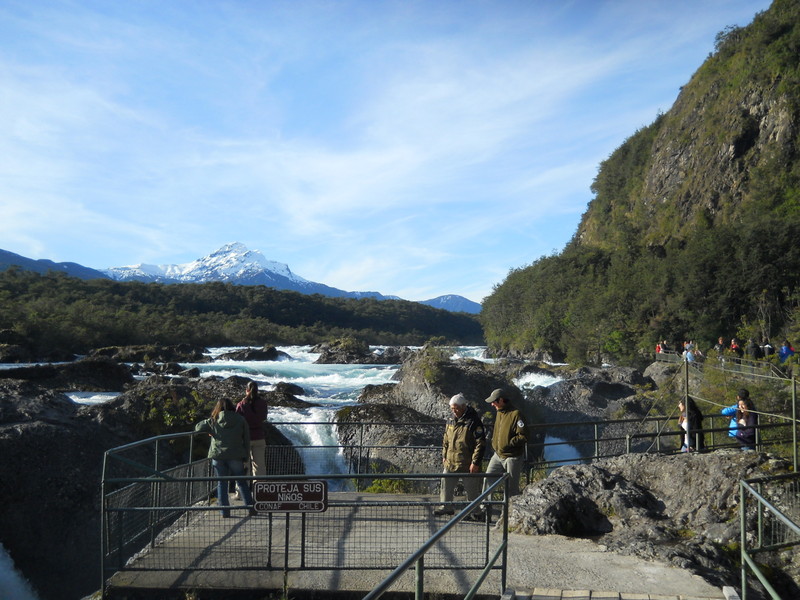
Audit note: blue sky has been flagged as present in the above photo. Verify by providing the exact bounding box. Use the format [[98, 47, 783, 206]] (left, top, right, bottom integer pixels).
[[0, 0, 771, 303]]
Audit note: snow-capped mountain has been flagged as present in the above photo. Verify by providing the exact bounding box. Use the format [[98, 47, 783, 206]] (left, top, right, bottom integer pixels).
[[103, 243, 401, 301], [104, 243, 309, 286], [1, 243, 481, 313]]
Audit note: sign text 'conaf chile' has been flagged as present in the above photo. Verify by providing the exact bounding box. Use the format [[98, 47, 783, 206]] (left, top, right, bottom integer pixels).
[[254, 480, 328, 513]]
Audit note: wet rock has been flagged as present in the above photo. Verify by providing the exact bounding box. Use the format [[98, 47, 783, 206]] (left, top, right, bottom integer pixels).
[[88, 343, 210, 363], [336, 402, 443, 475], [216, 345, 291, 361], [266, 382, 317, 409], [313, 339, 412, 364], [0, 356, 134, 391]]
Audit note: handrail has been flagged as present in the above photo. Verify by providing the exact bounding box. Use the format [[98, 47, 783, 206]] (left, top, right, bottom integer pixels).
[[362, 475, 509, 600], [739, 474, 800, 600]]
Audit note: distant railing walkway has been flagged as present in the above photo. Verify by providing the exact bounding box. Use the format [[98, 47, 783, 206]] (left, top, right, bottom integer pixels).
[[655, 350, 791, 380]]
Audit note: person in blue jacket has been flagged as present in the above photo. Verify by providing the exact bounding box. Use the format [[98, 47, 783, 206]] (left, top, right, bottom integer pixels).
[[721, 389, 758, 451], [778, 340, 795, 363], [734, 395, 758, 451], [721, 389, 750, 441]]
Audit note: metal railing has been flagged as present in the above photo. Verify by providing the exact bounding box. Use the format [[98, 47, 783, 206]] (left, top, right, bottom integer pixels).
[[523, 415, 795, 473], [739, 473, 800, 600], [267, 415, 796, 490], [655, 350, 792, 380], [101, 434, 508, 599], [363, 475, 510, 600]]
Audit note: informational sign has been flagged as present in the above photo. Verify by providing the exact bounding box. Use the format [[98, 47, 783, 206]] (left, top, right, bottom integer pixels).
[[253, 480, 328, 513]]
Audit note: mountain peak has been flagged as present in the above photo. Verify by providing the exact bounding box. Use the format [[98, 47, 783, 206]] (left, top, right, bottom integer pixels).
[[181, 243, 307, 284]]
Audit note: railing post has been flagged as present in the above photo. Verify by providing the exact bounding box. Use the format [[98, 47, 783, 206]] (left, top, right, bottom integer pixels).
[[756, 482, 763, 548], [655, 419, 661, 452], [501, 476, 508, 593], [740, 480, 748, 600], [185, 433, 195, 527], [626, 435, 631, 454], [415, 556, 424, 600], [683, 359, 690, 407], [357, 422, 365, 491], [151, 439, 162, 547], [710, 416, 716, 450], [100, 454, 108, 600], [594, 423, 599, 459], [793, 377, 798, 473]]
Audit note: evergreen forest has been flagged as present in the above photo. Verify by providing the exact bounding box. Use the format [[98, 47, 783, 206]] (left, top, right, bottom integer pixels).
[[481, 0, 800, 365], [0, 268, 483, 356]]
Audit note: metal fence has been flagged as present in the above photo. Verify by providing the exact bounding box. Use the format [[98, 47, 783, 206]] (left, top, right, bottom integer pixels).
[[655, 350, 792, 380], [101, 433, 509, 599], [266, 414, 796, 489], [739, 473, 800, 600]]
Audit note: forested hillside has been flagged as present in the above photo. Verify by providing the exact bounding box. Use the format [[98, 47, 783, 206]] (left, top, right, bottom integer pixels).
[[481, 0, 800, 365], [0, 268, 483, 356]]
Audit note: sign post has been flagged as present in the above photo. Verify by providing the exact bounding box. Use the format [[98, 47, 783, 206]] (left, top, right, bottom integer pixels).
[[254, 480, 328, 513]]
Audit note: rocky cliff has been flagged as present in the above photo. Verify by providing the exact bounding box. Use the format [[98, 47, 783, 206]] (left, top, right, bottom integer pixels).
[[510, 451, 798, 598], [576, 0, 800, 251]]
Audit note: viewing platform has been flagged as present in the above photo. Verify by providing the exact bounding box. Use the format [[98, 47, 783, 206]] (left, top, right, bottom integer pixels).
[[103, 491, 726, 600]]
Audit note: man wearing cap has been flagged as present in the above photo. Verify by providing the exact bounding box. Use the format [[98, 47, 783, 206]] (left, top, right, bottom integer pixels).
[[434, 393, 486, 517], [484, 388, 527, 498]]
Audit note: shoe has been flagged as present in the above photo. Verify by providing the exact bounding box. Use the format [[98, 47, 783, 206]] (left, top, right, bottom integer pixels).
[[464, 511, 486, 523], [434, 507, 454, 516]]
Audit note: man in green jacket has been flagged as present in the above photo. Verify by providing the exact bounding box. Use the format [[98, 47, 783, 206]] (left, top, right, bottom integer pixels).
[[434, 393, 486, 517], [484, 388, 527, 498]]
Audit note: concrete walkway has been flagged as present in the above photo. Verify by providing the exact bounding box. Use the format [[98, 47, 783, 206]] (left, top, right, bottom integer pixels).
[[105, 492, 728, 599]]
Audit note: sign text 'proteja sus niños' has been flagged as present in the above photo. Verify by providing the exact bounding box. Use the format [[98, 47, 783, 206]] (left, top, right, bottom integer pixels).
[[253, 480, 328, 513]]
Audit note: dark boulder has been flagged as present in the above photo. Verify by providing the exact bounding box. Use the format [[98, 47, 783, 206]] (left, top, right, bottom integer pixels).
[[0, 330, 77, 363], [0, 356, 134, 391], [313, 339, 412, 364], [336, 402, 443, 475], [88, 343, 210, 363], [216, 345, 291, 361], [0, 343, 35, 363], [265, 382, 317, 409], [0, 329, 25, 345]]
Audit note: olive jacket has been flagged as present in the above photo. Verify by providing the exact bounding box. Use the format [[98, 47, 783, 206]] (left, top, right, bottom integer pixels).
[[442, 405, 486, 472], [491, 405, 527, 459], [195, 410, 251, 461]]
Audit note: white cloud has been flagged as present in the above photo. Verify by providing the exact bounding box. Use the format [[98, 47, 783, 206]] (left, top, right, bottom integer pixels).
[[0, 0, 773, 300]]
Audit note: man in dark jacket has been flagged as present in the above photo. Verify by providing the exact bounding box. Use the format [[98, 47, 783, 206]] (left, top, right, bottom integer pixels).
[[484, 388, 527, 498], [434, 393, 486, 517]]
